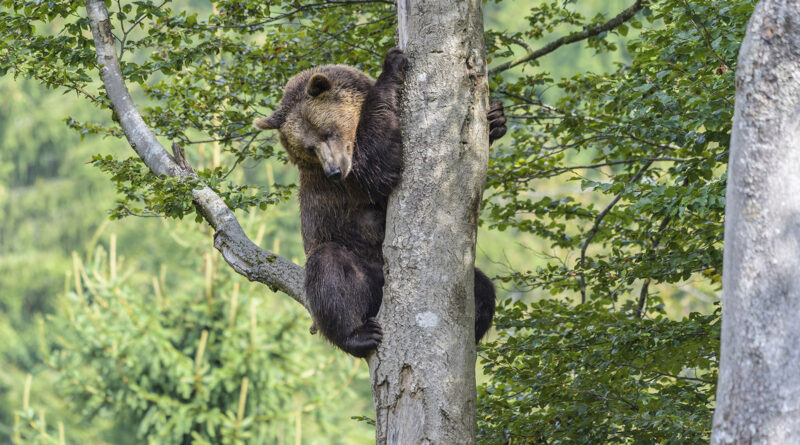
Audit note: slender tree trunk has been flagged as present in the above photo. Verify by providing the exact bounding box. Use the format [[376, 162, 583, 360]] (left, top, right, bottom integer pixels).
[[712, 1, 800, 443], [367, 1, 489, 443]]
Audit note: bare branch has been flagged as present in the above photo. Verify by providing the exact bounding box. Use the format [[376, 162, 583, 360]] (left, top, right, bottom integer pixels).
[[84, 0, 307, 308], [489, 0, 644, 75]]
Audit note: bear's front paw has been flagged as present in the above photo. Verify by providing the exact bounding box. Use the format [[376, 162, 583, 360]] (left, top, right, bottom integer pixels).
[[343, 317, 383, 358], [488, 99, 507, 145], [383, 48, 408, 78]]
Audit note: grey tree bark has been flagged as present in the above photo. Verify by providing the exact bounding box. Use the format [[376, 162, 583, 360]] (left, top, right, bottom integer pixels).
[[712, 1, 800, 443], [368, 1, 490, 444]]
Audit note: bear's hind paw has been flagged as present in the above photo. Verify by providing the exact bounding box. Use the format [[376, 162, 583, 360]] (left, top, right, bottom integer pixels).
[[343, 317, 383, 358]]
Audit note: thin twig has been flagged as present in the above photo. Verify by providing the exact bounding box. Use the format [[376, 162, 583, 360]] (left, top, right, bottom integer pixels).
[[635, 214, 672, 318], [681, 0, 731, 71], [199, 0, 392, 31], [501, 92, 683, 152], [578, 160, 654, 303], [515, 157, 688, 182]]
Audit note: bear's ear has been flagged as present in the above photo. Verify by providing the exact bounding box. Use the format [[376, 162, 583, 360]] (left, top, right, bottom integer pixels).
[[307, 73, 332, 97], [253, 117, 278, 130], [253, 115, 281, 131]]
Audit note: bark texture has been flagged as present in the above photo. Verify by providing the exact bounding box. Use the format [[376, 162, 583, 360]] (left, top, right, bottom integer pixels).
[[369, 1, 489, 444], [84, 0, 306, 307], [712, 1, 800, 443]]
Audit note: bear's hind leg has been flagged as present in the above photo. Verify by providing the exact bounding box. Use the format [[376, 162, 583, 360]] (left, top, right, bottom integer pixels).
[[305, 242, 384, 358], [474, 268, 497, 343]]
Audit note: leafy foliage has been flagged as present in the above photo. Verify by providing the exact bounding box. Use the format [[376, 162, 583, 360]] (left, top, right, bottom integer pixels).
[[486, 0, 745, 306], [477, 0, 752, 443], [1, 0, 392, 442], [478, 299, 718, 444], [89, 155, 294, 220], [0, 77, 143, 443]]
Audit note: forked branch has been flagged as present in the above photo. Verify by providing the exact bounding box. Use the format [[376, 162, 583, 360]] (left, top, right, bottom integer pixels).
[[84, 0, 307, 308]]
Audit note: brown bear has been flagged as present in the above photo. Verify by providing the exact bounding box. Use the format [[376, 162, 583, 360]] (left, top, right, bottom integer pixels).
[[254, 48, 507, 358]]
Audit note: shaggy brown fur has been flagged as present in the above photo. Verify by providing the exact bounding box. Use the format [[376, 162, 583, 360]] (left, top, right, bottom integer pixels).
[[255, 48, 506, 357]]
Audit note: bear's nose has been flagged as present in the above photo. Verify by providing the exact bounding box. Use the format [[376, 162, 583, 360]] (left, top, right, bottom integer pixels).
[[326, 167, 342, 181]]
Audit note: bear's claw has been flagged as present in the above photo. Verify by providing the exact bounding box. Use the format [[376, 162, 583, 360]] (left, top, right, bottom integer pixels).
[[488, 99, 507, 144]]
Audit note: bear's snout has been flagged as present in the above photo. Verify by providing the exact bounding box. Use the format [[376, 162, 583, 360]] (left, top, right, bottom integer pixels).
[[326, 167, 342, 181], [315, 140, 352, 182]]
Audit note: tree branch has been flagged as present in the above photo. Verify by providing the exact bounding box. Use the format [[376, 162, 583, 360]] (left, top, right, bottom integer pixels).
[[635, 214, 672, 318], [488, 0, 644, 75], [578, 159, 653, 303], [84, 0, 307, 308], [680, 0, 731, 71], [500, 92, 683, 152], [512, 157, 688, 182]]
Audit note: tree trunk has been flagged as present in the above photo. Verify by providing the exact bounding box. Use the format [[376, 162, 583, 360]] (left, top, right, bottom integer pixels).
[[712, 1, 800, 443], [367, 1, 489, 443]]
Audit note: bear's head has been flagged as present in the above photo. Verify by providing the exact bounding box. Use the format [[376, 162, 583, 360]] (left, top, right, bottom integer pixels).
[[254, 65, 374, 181]]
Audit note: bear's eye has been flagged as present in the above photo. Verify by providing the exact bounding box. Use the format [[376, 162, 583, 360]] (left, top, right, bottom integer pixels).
[[305, 146, 316, 154], [322, 131, 334, 140]]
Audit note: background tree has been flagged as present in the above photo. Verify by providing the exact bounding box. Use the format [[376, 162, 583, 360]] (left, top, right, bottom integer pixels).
[[712, 1, 800, 443], [17, 228, 372, 444]]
